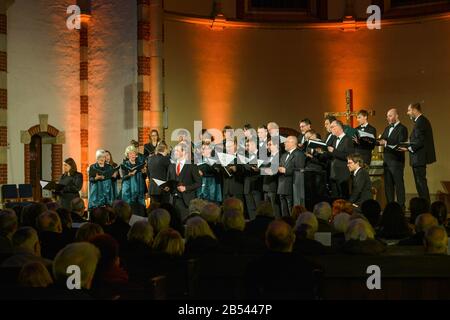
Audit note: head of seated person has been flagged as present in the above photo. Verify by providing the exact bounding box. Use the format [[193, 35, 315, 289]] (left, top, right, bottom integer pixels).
[[313, 202, 332, 223], [291, 205, 307, 222], [18, 261, 54, 288], [188, 198, 208, 217], [424, 226, 448, 255], [265, 220, 296, 253], [37, 211, 63, 234], [185, 216, 216, 242], [361, 199, 381, 229], [127, 220, 154, 247], [148, 208, 171, 235], [222, 198, 244, 217], [112, 200, 132, 224], [345, 219, 375, 242], [12, 226, 41, 256], [415, 213, 438, 234], [152, 228, 185, 257], [75, 223, 104, 242], [200, 203, 221, 225], [332, 212, 351, 234], [222, 209, 245, 232], [256, 201, 275, 219], [90, 207, 113, 227], [53, 242, 100, 290], [295, 212, 318, 240], [0, 209, 18, 240]]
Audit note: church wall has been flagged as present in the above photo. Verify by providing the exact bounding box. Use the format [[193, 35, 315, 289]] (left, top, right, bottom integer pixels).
[[7, 0, 137, 183], [164, 15, 450, 196]]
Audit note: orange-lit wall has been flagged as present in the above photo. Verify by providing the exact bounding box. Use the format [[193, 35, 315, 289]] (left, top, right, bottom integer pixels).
[[164, 17, 450, 195]]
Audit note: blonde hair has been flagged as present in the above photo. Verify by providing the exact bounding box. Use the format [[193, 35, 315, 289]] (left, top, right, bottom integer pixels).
[[185, 217, 216, 241], [345, 219, 375, 241], [222, 209, 245, 231], [148, 208, 171, 234], [18, 262, 53, 288], [152, 228, 185, 256], [128, 220, 154, 246], [124, 145, 138, 158]]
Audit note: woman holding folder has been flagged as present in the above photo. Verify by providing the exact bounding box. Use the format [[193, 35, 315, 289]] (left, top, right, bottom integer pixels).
[[121, 145, 146, 216], [88, 150, 116, 209], [58, 158, 83, 210]]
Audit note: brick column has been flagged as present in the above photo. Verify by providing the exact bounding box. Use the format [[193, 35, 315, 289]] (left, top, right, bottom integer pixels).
[[78, 1, 91, 194], [51, 144, 63, 182], [0, 2, 7, 184], [137, 0, 151, 146]]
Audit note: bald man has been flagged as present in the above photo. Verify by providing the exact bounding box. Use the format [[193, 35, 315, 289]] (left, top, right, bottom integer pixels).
[[278, 136, 305, 217], [378, 108, 408, 209]]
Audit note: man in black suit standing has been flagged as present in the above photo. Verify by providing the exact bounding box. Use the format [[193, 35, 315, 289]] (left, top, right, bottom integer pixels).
[[222, 140, 246, 211], [378, 108, 408, 208], [278, 136, 306, 217], [353, 110, 377, 167], [347, 154, 372, 207], [262, 140, 281, 218], [326, 120, 354, 199], [147, 142, 171, 205], [402, 103, 436, 204], [167, 143, 202, 221]]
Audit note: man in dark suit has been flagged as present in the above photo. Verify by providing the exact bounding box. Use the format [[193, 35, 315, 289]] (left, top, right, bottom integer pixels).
[[403, 103, 436, 204], [347, 154, 372, 207], [278, 136, 306, 217], [147, 142, 171, 204], [325, 120, 354, 199], [378, 108, 408, 208], [353, 110, 377, 167], [261, 140, 281, 218], [243, 140, 263, 220], [166, 143, 202, 221], [222, 140, 246, 211]]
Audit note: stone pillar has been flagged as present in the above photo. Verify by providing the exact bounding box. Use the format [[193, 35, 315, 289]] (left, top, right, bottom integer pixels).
[[0, 0, 8, 184], [78, 0, 91, 194], [137, 0, 152, 147]]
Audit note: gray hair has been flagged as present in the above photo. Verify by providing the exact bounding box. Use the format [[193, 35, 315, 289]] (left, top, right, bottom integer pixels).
[[332, 212, 351, 234], [148, 208, 171, 234], [124, 145, 138, 158], [95, 149, 106, 160], [313, 202, 332, 221], [127, 220, 154, 246], [53, 242, 100, 289], [295, 212, 318, 239], [345, 219, 375, 241]]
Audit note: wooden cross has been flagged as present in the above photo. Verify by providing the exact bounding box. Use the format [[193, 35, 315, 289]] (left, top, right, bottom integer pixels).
[[324, 89, 375, 127]]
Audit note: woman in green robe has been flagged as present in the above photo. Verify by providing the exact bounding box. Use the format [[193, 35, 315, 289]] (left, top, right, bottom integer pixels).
[[121, 145, 147, 216], [88, 149, 116, 210]]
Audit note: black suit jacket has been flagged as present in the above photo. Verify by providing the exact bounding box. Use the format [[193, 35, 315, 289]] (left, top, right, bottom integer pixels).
[[262, 153, 279, 193], [147, 153, 171, 195], [167, 162, 202, 207], [222, 157, 245, 196], [409, 115, 436, 167], [243, 154, 263, 194], [349, 168, 372, 206], [277, 149, 305, 195], [355, 124, 377, 157], [380, 122, 408, 166], [329, 135, 354, 182]]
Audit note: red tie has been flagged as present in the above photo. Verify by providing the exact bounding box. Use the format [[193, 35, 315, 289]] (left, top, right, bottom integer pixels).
[[176, 163, 181, 176]]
